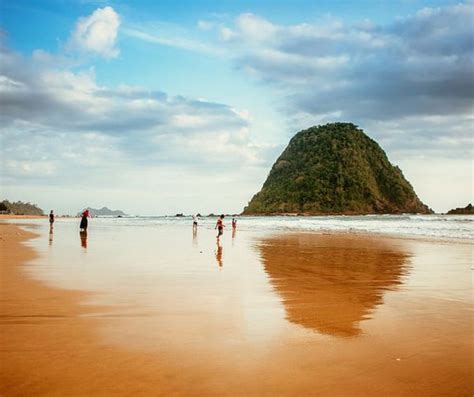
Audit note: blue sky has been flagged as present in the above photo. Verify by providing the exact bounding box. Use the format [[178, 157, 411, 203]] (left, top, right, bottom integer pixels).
[[1, 0, 472, 214]]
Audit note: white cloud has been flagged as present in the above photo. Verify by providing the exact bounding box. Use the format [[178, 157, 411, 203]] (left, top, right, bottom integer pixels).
[[216, 4, 473, 150], [0, 45, 269, 196], [219, 27, 235, 41], [69, 6, 120, 58], [235, 13, 278, 41], [0, 75, 25, 92], [123, 25, 224, 57], [197, 20, 214, 31], [4, 159, 57, 177]]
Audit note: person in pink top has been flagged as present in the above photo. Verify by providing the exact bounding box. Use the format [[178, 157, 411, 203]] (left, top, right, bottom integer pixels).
[[215, 214, 225, 239], [80, 209, 89, 231]]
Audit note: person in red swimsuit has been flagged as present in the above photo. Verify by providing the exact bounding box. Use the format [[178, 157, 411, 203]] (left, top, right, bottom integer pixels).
[[215, 214, 225, 239]]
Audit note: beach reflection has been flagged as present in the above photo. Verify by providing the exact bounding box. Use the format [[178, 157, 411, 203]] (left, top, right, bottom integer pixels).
[[9, 220, 472, 396], [48, 226, 53, 246], [257, 234, 411, 337], [79, 231, 88, 249], [215, 240, 223, 268]]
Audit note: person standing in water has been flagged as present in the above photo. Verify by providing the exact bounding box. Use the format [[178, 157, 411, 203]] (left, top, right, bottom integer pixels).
[[192, 214, 199, 231], [232, 217, 237, 230], [49, 210, 55, 228], [80, 209, 89, 232], [215, 214, 225, 239]]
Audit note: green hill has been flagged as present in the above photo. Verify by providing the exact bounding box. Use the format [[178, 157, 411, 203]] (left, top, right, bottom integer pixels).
[[243, 123, 432, 215], [0, 200, 44, 215]]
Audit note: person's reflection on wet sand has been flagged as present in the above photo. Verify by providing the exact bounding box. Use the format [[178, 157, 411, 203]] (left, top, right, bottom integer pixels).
[[257, 233, 410, 337], [48, 226, 53, 246], [231, 227, 237, 247], [192, 226, 198, 246], [80, 230, 88, 249], [215, 240, 223, 268]]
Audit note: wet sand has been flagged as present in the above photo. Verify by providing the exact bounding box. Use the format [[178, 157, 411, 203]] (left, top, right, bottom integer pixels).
[[0, 221, 472, 396], [0, 224, 176, 396]]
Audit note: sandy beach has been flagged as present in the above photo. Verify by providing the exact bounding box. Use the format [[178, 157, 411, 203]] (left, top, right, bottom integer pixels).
[[0, 220, 472, 396], [4, 1, 473, 396]]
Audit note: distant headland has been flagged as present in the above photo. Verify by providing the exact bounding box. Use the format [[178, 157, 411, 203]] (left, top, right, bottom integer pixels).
[[78, 207, 128, 217], [446, 203, 473, 215]]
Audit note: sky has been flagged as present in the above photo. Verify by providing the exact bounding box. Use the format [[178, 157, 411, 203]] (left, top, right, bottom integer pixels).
[[0, 0, 473, 215]]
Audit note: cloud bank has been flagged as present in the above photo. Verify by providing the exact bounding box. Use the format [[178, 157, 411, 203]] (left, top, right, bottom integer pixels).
[[1, 48, 266, 176], [215, 3, 473, 158]]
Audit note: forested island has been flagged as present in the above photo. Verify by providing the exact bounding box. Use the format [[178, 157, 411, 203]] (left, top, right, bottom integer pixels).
[[243, 123, 432, 215], [0, 200, 44, 215]]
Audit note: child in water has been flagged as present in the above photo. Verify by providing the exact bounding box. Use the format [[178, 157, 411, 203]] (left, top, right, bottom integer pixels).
[[215, 214, 225, 239]]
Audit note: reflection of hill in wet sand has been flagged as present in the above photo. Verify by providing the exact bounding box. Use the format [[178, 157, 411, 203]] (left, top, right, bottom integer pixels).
[[257, 234, 410, 337]]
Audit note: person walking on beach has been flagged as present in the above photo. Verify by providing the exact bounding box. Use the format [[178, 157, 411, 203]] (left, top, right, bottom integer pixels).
[[232, 217, 237, 230], [80, 209, 89, 232], [215, 214, 225, 239], [193, 214, 199, 231], [49, 210, 55, 228]]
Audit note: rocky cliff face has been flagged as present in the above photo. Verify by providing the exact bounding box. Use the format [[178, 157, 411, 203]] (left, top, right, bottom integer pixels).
[[243, 123, 432, 215]]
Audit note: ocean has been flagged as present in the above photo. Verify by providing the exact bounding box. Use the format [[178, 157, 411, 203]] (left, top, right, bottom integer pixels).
[[61, 214, 473, 240]]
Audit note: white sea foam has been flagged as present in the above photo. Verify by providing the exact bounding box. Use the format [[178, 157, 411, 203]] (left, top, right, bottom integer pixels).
[[94, 214, 473, 240]]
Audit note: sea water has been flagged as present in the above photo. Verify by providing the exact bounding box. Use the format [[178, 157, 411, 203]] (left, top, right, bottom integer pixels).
[[63, 214, 473, 240]]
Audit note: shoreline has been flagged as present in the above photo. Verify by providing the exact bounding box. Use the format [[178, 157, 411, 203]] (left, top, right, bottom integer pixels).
[[0, 214, 46, 219], [4, 214, 470, 245], [261, 227, 474, 245]]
